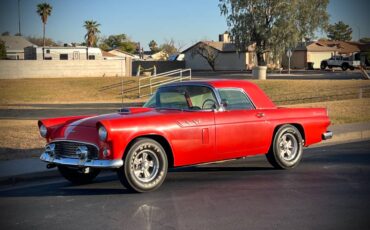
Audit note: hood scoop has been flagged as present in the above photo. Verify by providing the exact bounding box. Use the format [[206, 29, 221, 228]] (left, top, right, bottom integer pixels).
[[117, 107, 153, 114], [118, 108, 131, 113]]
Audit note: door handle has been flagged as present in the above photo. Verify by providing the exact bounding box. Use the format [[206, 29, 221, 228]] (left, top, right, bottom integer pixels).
[[256, 112, 265, 118]]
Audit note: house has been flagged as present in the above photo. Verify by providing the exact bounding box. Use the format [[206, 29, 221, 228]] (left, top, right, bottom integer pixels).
[[0, 36, 35, 60], [284, 41, 361, 69], [149, 50, 168, 61], [182, 33, 257, 71], [24, 46, 103, 60], [107, 49, 138, 60]]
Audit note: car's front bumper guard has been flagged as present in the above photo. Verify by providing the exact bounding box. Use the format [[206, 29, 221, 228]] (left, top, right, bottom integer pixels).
[[40, 152, 123, 169]]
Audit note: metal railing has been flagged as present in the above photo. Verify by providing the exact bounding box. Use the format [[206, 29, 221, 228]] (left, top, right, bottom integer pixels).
[[138, 68, 192, 97]]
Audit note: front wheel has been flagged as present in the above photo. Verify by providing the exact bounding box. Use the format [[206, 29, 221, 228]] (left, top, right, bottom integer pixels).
[[266, 125, 303, 169], [320, 62, 327, 70], [58, 165, 100, 185], [117, 138, 168, 193]]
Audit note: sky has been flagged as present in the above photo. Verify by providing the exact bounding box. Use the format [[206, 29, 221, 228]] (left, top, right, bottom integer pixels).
[[0, 0, 369, 50]]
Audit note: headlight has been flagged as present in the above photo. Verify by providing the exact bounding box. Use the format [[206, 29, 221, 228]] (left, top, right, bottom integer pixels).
[[39, 125, 48, 138], [98, 126, 108, 141]]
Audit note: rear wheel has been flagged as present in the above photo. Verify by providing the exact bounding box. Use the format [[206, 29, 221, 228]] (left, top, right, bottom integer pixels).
[[320, 62, 327, 70], [58, 166, 100, 185], [341, 63, 349, 71], [266, 125, 303, 169], [117, 138, 168, 193]]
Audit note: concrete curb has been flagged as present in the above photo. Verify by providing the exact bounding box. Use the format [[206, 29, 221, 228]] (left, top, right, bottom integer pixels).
[[0, 169, 59, 186], [0, 124, 369, 186]]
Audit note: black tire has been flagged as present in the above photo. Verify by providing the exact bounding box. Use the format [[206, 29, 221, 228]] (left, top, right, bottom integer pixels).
[[320, 62, 327, 70], [117, 138, 168, 193], [266, 125, 303, 169], [341, 63, 349, 71], [57, 165, 100, 185]]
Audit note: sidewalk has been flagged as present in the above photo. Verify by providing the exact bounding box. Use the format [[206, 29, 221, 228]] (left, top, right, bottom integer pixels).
[[0, 122, 369, 185]]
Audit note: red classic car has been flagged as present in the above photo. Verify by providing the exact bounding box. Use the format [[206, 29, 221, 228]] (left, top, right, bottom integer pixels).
[[39, 80, 332, 192]]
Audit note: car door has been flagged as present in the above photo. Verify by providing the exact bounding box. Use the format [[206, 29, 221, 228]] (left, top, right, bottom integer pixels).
[[215, 88, 271, 159]]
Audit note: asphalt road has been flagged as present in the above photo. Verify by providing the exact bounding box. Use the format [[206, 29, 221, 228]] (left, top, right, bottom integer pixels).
[[0, 141, 369, 230]]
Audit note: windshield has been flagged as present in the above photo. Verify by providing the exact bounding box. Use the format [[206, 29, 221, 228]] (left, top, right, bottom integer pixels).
[[143, 85, 218, 110]]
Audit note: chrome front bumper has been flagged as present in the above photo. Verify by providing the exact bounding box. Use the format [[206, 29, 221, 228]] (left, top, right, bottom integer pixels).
[[40, 152, 123, 169], [322, 131, 333, 140]]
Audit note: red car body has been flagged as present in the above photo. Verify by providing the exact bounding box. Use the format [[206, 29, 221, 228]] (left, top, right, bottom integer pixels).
[[39, 80, 332, 191]]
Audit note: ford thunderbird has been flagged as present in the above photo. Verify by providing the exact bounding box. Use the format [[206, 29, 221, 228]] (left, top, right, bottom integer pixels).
[[39, 80, 332, 192]]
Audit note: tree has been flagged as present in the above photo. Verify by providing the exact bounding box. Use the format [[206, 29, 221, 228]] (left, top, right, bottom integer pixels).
[[327, 21, 352, 41], [1, 31, 10, 36], [149, 40, 160, 53], [0, 40, 6, 59], [84, 20, 101, 47], [99, 34, 138, 53], [219, 0, 329, 66], [26, 36, 57, 46], [160, 39, 179, 56], [36, 2, 52, 47], [191, 42, 219, 71], [359, 37, 370, 43]]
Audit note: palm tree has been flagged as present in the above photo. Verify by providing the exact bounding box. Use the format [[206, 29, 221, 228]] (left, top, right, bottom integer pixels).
[[36, 2, 52, 48], [84, 20, 101, 47]]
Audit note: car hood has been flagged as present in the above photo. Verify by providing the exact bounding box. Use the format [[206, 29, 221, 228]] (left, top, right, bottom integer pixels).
[[67, 107, 155, 128]]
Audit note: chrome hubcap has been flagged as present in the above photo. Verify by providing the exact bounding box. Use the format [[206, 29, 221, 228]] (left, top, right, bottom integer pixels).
[[132, 150, 159, 183], [279, 133, 298, 161]]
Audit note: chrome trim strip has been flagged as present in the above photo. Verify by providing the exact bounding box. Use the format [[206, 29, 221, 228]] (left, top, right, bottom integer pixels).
[[40, 152, 123, 169], [322, 131, 333, 140]]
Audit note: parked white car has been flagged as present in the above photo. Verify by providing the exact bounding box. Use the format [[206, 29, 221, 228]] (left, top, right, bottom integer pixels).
[[320, 55, 361, 71]]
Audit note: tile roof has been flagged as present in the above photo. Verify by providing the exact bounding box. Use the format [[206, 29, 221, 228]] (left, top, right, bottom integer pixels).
[[0, 36, 35, 51], [182, 41, 255, 53], [294, 40, 361, 54]]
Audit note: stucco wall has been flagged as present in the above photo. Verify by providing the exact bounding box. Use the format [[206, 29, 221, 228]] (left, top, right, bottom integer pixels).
[[307, 51, 333, 69], [184, 51, 247, 71], [0, 59, 132, 79]]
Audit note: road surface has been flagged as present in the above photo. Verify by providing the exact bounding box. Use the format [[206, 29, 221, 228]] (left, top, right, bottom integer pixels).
[[0, 141, 369, 230]]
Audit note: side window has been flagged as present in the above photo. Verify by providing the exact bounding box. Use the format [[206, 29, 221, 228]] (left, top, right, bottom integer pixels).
[[219, 89, 254, 110], [59, 54, 68, 60]]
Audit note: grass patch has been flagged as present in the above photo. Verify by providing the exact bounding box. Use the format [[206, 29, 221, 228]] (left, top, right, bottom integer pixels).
[[1, 78, 370, 104], [285, 98, 370, 125]]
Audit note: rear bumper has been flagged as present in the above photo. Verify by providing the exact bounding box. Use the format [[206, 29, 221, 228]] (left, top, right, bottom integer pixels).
[[40, 152, 123, 169], [322, 131, 333, 140]]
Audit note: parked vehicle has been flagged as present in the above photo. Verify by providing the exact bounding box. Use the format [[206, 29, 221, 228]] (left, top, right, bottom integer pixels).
[[39, 80, 332, 192], [320, 55, 360, 71]]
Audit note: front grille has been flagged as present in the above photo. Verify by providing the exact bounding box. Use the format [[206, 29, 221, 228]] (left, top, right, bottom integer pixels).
[[52, 141, 99, 159]]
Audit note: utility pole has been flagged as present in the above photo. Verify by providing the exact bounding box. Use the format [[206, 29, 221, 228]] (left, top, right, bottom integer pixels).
[[18, 0, 21, 35]]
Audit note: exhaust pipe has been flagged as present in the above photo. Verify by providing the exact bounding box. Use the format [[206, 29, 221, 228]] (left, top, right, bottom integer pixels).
[[46, 163, 56, 169]]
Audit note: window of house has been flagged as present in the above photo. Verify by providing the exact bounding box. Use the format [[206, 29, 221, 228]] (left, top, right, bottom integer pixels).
[[88, 55, 95, 60], [218, 89, 254, 110], [60, 54, 68, 60]]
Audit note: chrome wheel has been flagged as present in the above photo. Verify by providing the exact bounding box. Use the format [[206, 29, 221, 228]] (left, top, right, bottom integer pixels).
[[118, 138, 168, 193], [266, 125, 303, 169], [132, 149, 159, 183], [279, 133, 298, 162]]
